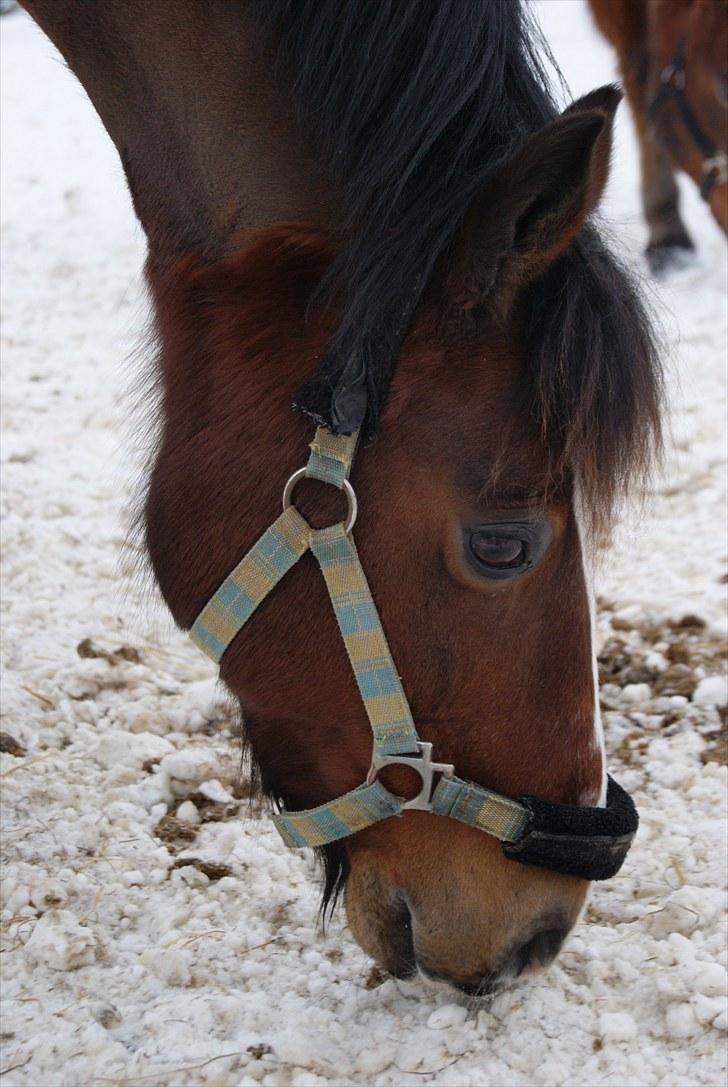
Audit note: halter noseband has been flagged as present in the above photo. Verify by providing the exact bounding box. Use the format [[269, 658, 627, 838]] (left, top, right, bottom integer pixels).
[[190, 427, 637, 882], [649, 36, 728, 202]]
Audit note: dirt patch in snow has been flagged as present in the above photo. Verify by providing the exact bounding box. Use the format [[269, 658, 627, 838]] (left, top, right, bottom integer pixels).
[[597, 605, 727, 766]]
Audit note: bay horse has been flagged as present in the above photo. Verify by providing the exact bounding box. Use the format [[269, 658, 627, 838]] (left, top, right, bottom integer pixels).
[[20, 0, 661, 995], [589, 0, 728, 273]]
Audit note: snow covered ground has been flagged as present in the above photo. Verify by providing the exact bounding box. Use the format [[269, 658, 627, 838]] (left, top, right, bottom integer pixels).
[[1, 3, 726, 1085]]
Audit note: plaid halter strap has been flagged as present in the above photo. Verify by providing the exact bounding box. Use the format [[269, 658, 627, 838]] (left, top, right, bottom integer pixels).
[[190, 428, 638, 880]]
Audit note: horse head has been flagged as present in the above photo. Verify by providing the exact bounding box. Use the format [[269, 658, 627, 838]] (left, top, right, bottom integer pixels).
[[145, 89, 658, 993], [23, 0, 661, 996]]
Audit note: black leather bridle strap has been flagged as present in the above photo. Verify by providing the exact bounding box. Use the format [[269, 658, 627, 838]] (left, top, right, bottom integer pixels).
[[649, 36, 728, 202]]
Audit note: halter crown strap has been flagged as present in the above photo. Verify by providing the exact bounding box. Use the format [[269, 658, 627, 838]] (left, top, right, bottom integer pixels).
[[189, 426, 638, 880]]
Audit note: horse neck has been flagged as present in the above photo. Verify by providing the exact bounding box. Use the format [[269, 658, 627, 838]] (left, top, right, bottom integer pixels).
[[23, 1, 338, 258]]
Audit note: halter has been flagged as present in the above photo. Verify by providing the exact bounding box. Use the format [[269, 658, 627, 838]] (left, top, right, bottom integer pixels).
[[649, 36, 728, 202], [190, 427, 638, 882]]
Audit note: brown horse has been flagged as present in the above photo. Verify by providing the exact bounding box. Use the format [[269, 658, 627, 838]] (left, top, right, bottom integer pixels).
[[20, 1, 661, 995], [589, 0, 728, 272]]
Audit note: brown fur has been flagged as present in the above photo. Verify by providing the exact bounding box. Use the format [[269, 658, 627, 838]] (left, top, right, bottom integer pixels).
[[22, 1, 338, 256]]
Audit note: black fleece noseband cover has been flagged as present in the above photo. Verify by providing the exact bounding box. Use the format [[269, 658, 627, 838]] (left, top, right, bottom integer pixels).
[[502, 776, 638, 881]]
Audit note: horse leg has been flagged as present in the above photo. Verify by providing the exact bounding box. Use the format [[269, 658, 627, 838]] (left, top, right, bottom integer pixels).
[[617, 53, 695, 273], [588, 0, 693, 273], [635, 109, 695, 274]]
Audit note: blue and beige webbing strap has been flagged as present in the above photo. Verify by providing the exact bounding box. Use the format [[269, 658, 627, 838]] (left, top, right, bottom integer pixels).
[[273, 780, 403, 849], [305, 427, 359, 488], [431, 775, 529, 843], [190, 506, 310, 662], [189, 426, 530, 849], [309, 526, 419, 757]]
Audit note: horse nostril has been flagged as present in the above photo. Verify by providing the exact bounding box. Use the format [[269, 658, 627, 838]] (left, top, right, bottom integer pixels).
[[422, 926, 570, 995], [508, 927, 567, 977]]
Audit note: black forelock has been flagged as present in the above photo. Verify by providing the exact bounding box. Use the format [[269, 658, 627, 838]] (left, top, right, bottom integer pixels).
[[258, 0, 662, 527], [522, 228, 662, 535], [259, 0, 562, 434]]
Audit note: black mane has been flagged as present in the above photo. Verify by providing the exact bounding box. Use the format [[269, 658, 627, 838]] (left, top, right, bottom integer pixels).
[[261, 1, 660, 478], [262, 0, 563, 434], [258, 0, 662, 911]]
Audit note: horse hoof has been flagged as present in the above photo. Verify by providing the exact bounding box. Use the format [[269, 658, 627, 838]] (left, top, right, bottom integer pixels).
[[646, 239, 696, 276]]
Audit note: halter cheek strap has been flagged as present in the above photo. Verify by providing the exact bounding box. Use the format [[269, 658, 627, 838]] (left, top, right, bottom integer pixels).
[[190, 427, 638, 881], [649, 36, 728, 202]]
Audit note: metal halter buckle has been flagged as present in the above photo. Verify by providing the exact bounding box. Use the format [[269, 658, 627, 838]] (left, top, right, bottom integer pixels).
[[366, 741, 455, 811], [282, 467, 358, 534], [703, 153, 728, 187], [660, 62, 685, 90]]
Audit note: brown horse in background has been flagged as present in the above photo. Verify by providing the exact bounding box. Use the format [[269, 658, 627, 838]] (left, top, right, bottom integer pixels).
[[19, 1, 661, 995], [590, 0, 728, 272]]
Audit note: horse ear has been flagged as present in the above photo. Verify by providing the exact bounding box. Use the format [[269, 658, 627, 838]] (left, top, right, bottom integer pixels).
[[445, 84, 621, 326]]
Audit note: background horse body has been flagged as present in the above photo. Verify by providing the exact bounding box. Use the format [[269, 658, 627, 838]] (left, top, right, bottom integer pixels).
[[21, 0, 660, 993], [589, 0, 728, 272]]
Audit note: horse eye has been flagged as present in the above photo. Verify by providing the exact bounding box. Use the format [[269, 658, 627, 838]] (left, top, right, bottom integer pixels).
[[470, 534, 525, 568], [464, 518, 551, 582]]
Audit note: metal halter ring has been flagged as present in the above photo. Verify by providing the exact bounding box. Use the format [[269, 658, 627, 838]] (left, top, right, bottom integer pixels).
[[703, 153, 728, 187], [366, 741, 455, 812], [282, 468, 358, 534], [660, 63, 685, 90]]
